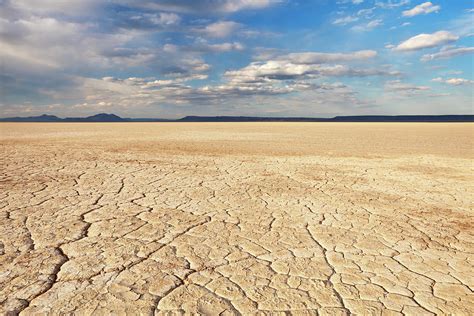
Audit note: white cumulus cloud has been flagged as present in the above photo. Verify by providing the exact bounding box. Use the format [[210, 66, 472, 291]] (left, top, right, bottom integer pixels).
[[403, 2, 440, 17], [445, 78, 473, 86], [432, 77, 473, 86], [198, 21, 242, 38], [394, 31, 459, 51]]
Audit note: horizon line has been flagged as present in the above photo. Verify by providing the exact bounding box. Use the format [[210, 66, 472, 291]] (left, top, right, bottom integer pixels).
[[1, 113, 473, 123]]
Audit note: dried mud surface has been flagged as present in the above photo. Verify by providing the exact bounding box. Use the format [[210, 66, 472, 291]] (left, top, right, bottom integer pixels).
[[1, 123, 473, 315]]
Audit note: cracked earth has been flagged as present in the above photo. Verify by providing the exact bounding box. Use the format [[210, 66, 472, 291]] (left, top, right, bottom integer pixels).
[[1, 123, 473, 315]]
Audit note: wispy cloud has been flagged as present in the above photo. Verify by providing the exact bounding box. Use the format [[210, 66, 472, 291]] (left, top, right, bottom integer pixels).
[[385, 80, 430, 93], [376, 0, 410, 9], [333, 16, 359, 26], [352, 19, 383, 32], [421, 47, 474, 61]]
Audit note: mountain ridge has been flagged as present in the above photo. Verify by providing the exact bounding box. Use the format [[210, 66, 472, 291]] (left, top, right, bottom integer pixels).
[[1, 113, 473, 122]]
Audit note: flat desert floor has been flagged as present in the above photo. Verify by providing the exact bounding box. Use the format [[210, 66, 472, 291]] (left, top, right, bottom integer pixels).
[[1, 123, 473, 315]]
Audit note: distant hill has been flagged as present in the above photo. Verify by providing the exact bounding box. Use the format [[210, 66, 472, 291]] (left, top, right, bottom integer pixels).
[[331, 115, 474, 122], [178, 116, 331, 122], [0, 114, 62, 122], [179, 115, 474, 122], [1, 113, 473, 122], [0, 113, 125, 122], [63, 113, 126, 122]]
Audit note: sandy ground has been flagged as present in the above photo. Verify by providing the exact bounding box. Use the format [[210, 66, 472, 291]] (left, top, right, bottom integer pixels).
[[1, 122, 473, 315]]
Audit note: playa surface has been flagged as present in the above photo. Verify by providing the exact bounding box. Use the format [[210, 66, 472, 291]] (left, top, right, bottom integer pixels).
[[1, 122, 473, 315]]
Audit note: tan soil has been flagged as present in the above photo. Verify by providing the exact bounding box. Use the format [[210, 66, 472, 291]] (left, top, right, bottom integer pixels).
[[1, 122, 473, 315]]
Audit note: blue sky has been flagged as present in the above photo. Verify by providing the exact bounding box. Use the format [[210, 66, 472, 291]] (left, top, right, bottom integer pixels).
[[0, 0, 472, 118]]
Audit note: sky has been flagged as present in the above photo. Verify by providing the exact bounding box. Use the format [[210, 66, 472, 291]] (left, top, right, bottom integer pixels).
[[0, 0, 472, 118]]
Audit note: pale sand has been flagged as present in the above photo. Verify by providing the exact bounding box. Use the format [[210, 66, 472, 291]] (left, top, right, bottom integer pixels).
[[1, 122, 473, 315]]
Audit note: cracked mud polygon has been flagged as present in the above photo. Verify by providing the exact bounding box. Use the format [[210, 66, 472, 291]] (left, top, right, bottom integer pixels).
[[1, 122, 473, 315]]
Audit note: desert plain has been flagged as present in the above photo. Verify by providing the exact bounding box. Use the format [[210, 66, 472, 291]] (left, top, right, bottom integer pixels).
[[0, 122, 473, 315]]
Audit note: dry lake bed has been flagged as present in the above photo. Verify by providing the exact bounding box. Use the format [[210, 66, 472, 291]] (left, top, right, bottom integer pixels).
[[1, 122, 473, 315]]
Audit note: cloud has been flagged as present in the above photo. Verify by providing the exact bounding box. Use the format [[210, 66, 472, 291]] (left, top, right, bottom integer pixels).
[[393, 31, 459, 51], [152, 13, 181, 25], [0, 0, 219, 94], [403, 2, 440, 17], [182, 40, 245, 53], [71, 49, 395, 112], [430, 77, 443, 82], [448, 11, 474, 37], [384, 80, 431, 96], [80, 74, 305, 109], [0, 15, 118, 70], [367, 19, 383, 28], [351, 19, 383, 32], [116, 13, 181, 30], [115, 0, 279, 14], [337, 0, 364, 4], [357, 7, 376, 17], [200, 42, 245, 52], [224, 58, 398, 84], [3, 0, 278, 20], [0, 3, 187, 74], [432, 77, 473, 86], [444, 78, 473, 86], [6, 0, 101, 16], [281, 50, 377, 64], [376, 0, 410, 9], [197, 21, 241, 38], [28, 74, 365, 118], [0, 13, 210, 75], [0, 12, 213, 107], [385, 80, 430, 91], [102, 74, 208, 87], [389, 22, 410, 30], [421, 47, 474, 61], [333, 16, 359, 26]]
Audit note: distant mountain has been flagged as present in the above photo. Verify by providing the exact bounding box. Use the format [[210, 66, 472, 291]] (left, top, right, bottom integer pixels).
[[331, 115, 474, 122], [1, 113, 473, 123], [179, 115, 474, 122], [0, 114, 62, 122], [0, 113, 126, 122], [63, 113, 126, 122], [179, 116, 331, 122]]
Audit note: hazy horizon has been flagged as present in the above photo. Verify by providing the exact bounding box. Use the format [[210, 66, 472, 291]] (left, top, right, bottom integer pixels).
[[1, 0, 473, 119], [2, 112, 474, 121]]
